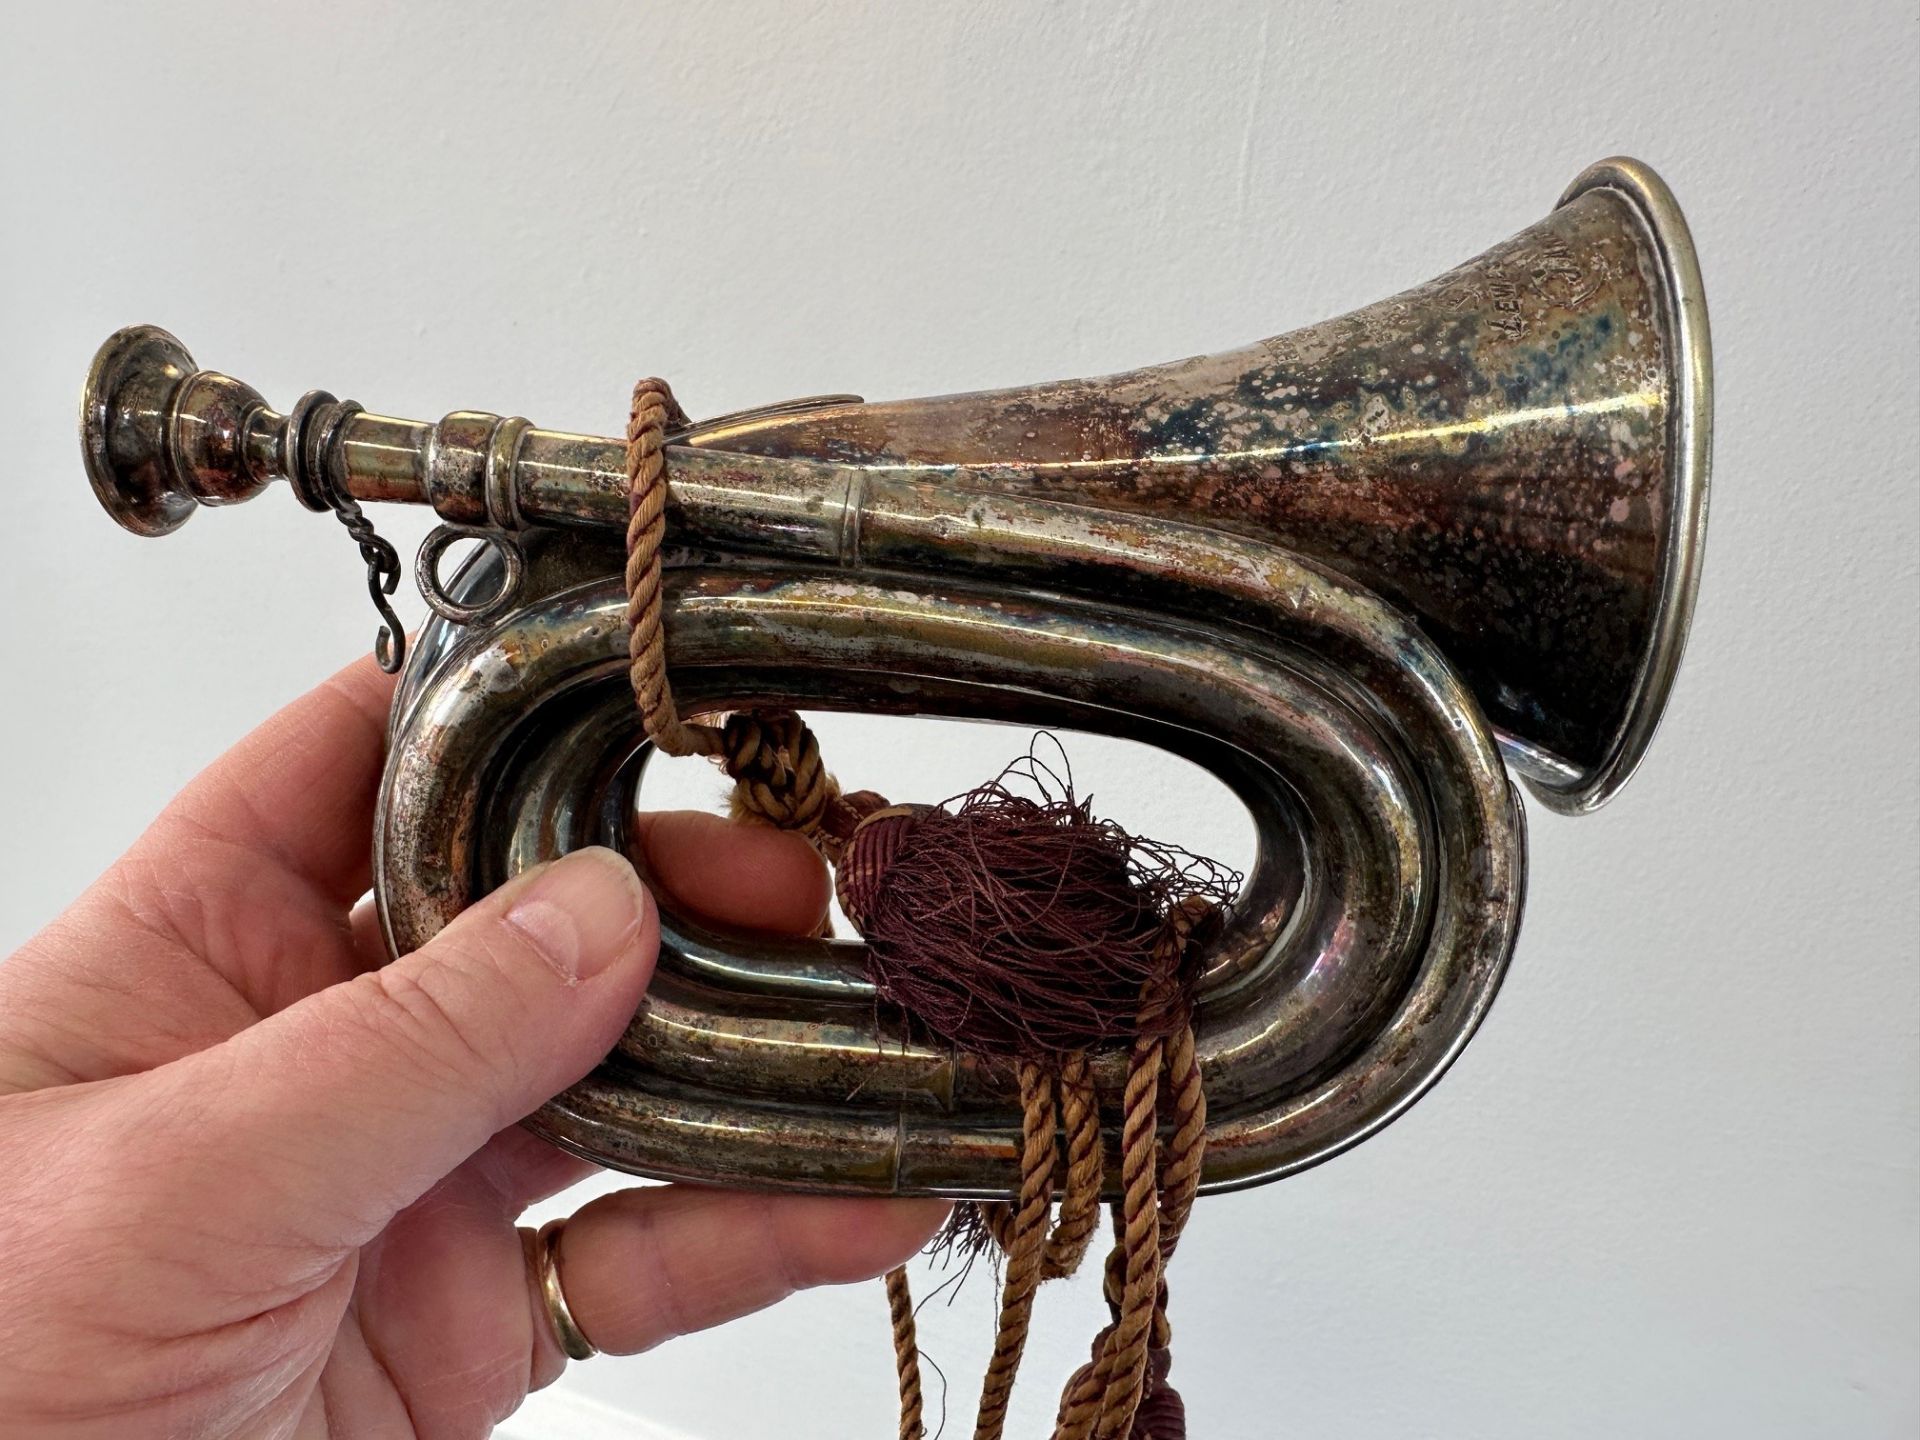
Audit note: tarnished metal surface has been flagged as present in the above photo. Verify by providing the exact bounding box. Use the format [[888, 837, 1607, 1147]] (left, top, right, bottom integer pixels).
[[377, 520, 1521, 1195], [684, 161, 1709, 812], [76, 157, 1711, 1195], [82, 160, 1709, 813]]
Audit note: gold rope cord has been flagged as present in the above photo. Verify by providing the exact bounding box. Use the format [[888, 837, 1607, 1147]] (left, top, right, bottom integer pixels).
[[623, 380, 1208, 1440]]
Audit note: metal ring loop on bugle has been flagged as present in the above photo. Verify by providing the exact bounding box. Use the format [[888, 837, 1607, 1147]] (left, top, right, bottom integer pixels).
[[415, 523, 527, 626], [417, 412, 532, 628]]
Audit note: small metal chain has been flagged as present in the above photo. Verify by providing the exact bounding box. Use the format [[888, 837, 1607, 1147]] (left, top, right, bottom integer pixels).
[[285, 391, 407, 672], [334, 489, 406, 673]]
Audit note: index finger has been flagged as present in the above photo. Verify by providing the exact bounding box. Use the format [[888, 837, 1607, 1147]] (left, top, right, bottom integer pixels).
[[632, 809, 832, 935]]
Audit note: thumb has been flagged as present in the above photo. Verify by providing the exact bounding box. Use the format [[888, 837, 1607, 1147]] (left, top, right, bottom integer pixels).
[[175, 846, 657, 1245]]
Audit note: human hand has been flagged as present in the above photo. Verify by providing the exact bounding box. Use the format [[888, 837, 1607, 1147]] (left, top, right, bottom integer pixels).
[[0, 659, 948, 1438]]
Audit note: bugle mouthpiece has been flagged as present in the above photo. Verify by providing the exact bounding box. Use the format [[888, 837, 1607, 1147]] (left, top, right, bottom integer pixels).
[[81, 325, 275, 536]]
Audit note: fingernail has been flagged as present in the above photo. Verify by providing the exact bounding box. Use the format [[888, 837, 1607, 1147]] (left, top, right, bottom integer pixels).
[[503, 847, 652, 985]]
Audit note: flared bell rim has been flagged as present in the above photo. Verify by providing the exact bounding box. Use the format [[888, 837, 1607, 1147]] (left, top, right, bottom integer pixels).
[[1519, 157, 1713, 815]]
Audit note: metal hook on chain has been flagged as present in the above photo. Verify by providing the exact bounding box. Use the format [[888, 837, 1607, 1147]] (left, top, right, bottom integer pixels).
[[285, 390, 407, 672]]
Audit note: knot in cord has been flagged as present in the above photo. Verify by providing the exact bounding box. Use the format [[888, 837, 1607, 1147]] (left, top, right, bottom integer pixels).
[[718, 710, 840, 838]]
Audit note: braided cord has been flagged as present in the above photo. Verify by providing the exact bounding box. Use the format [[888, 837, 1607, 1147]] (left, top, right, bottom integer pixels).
[[625, 377, 716, 759], [887, 1264, 927, 1440], [973, 1062, 1060, 1439], [621, 376, 1208, 1440], [1044, 1051, 1105, 1280], [1056, 906, 1211, 1440], [624, 378, 859, 851]]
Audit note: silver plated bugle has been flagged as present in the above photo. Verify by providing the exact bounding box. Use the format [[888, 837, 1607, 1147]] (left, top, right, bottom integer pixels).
[[80, 157, 1710, 1198]]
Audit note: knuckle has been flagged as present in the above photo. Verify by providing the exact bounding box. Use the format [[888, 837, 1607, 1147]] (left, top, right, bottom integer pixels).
[[751, 1198, 810, 1297], [351, 961, 499, 1094], [615, 1202, 694, 1347]]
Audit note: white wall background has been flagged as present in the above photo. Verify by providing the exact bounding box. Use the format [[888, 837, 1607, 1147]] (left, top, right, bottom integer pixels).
[[4, 3, 1917, 1436]]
